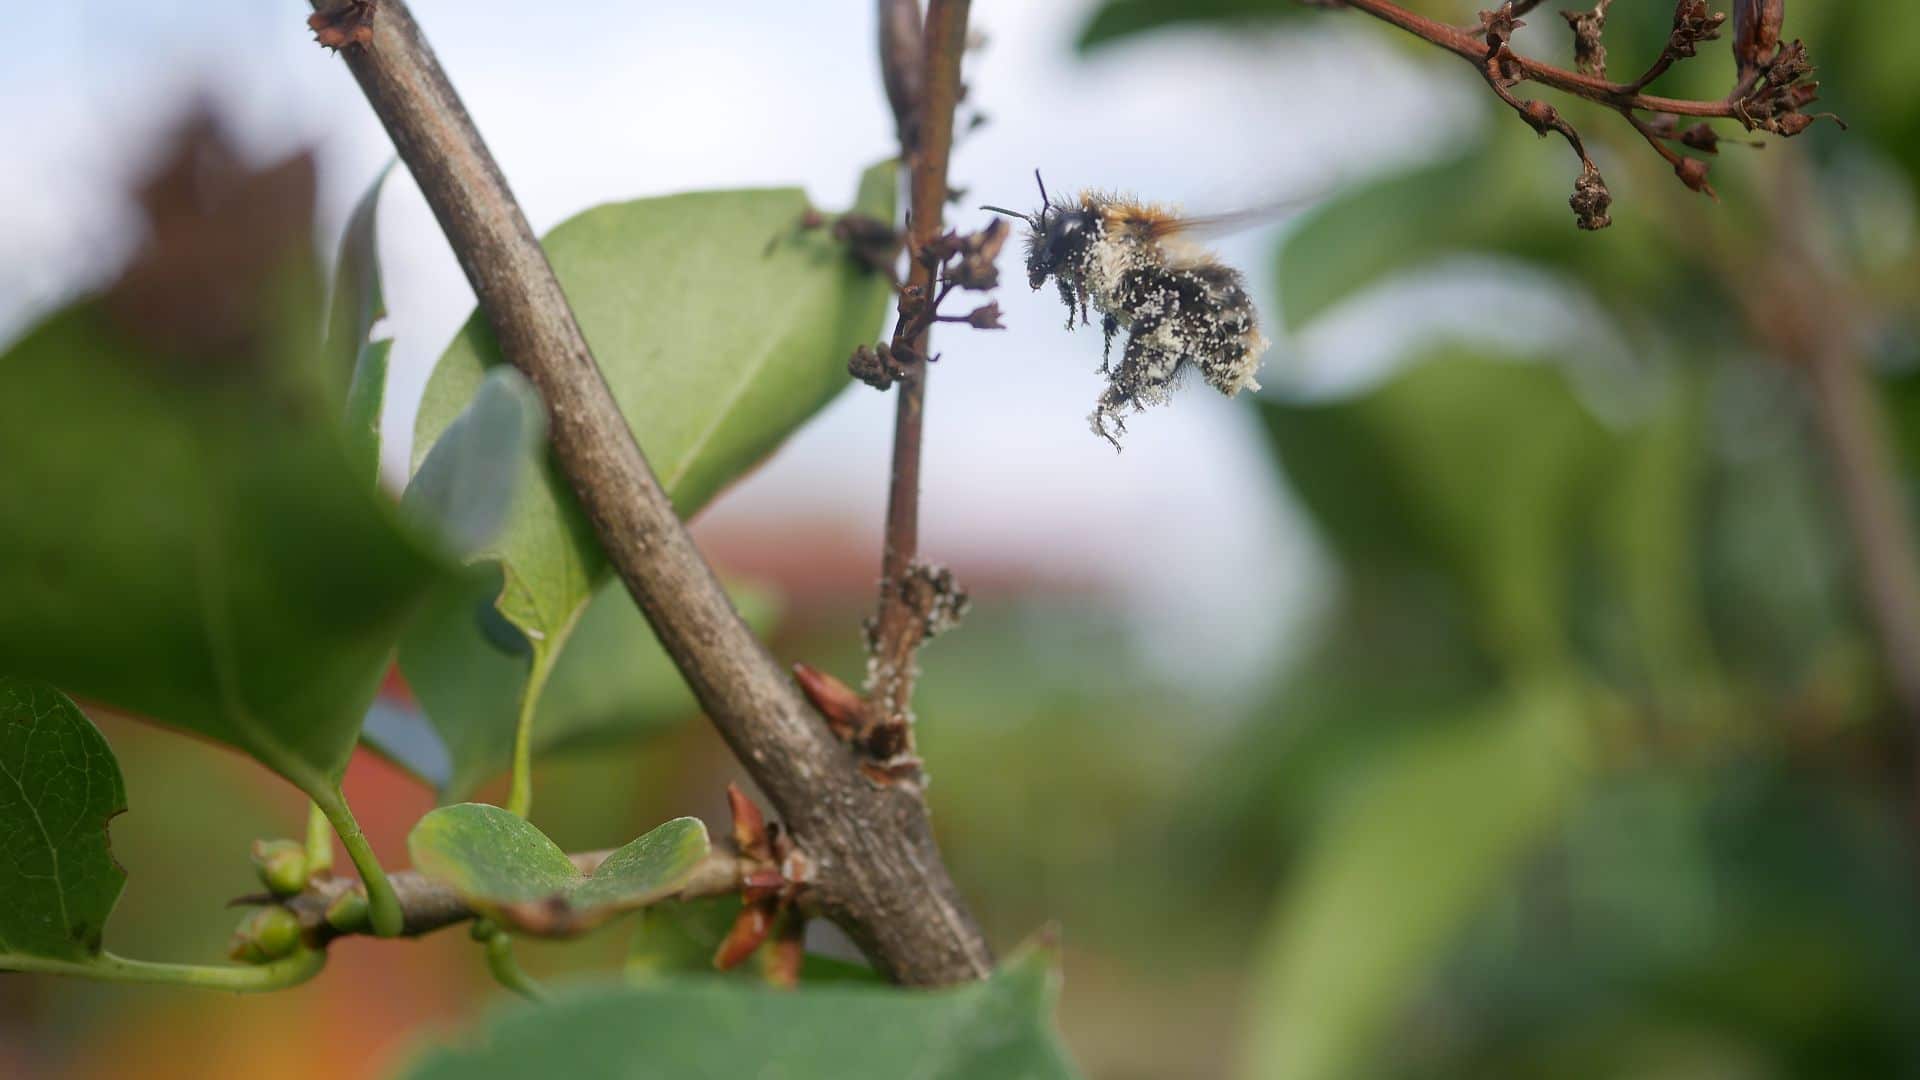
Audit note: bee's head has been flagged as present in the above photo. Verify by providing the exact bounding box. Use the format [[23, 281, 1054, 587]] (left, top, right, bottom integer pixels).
[[983, 171, 1093, 290]]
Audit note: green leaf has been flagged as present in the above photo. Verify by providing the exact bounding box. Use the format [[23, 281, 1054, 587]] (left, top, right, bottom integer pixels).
[[0, 678, 333, 988], [0, 677, 127, 967], [329, 162, 397, 481], [1077, 0, 1310, 51], [1260, 351, 1619, 675], [1239, 684, 1589, 1080], [403, 368, 547, 559], [407, 804, 709, 934], [0, 303, 453, 798], [380, 573, 779, 800], [412, 160, 896, 650], [397, 945, 1078, 1080], [396, 162, 891, 812]]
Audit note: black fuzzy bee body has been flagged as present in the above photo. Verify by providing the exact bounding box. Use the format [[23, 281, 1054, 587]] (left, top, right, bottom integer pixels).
[[987, 177, 1268, 446]]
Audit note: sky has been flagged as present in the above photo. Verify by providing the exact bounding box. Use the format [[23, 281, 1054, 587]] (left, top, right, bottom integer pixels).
[[1, 1, 1587, 694]]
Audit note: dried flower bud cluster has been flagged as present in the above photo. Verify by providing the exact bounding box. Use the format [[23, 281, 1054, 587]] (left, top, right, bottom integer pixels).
[[847, 218, 1008, 391], [1666, 0, 1726, 60], [1734, 39, 1837, 137], [1570, 162, 1612, 231], [899, 562, 970, 641], [1444, 0, 1842, 229], [1561, 0, 1613, 78]]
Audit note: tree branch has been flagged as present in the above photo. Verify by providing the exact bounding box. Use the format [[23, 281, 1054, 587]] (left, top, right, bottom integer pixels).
[[1323, 0, 1834, 227], [306, 0, 990, 984], [278, 849, 746, 942], [864, 0, 973, 762], [1741, 158, 1920, 735]]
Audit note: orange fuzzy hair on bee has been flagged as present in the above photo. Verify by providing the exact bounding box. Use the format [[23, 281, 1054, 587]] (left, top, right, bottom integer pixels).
[[1092, 197, 1194, 242]]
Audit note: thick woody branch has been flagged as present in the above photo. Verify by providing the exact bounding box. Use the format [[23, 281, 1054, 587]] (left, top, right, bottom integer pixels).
[[306, 0, 990, 984]]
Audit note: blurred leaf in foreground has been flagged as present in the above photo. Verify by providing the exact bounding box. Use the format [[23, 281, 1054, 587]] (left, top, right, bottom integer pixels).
[[398, 944, 1077, 1080]]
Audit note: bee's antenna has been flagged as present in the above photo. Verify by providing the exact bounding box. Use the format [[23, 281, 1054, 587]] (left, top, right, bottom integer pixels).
[[1033, 169, 1051, 210], [979, 204, 1034, 224]]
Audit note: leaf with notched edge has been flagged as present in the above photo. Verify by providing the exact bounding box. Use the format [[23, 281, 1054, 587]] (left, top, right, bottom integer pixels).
[[0, 678, 128, 968], [407, 804, 710, 936]]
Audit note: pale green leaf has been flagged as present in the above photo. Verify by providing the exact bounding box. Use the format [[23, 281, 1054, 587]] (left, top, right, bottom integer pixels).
[[411, 160, 896, 646], [1239, 685, 1589, 1080], [408, 804, 709, 934], [403, 368, 546, 559], [379, 574, 779, 800], [330, 161, 396, 480]]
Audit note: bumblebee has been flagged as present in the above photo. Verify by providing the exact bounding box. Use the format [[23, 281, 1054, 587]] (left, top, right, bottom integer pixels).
[[985, 173, 1269, 446]]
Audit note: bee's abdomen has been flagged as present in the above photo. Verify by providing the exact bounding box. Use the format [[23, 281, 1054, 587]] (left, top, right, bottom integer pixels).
[[1112, 263, 1265, 393]]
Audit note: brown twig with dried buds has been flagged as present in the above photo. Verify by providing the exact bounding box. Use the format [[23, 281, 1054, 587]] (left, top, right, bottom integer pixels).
[[1322, 0, 1839, 228], [808, 0, 1000, 787]]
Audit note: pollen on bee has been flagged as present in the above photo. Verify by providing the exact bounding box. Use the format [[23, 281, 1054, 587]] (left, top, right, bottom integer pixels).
[[995, 178, 1272, 447]]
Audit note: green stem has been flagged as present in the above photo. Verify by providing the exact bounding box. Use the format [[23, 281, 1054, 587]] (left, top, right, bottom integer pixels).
[[480, 927, 548, 1001], [304, 800, 335, 876], [2, 948, 325, 992], [506, 644, 557, 820], [312, 787, 403, 937]]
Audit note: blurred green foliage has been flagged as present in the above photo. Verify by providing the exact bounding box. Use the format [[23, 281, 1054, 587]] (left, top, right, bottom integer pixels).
[[1081, 0, 1920, 1076]]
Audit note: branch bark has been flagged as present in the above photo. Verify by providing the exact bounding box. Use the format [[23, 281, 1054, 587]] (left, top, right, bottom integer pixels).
[[307, 0, 990, 984], [866, 0, 972, 747]]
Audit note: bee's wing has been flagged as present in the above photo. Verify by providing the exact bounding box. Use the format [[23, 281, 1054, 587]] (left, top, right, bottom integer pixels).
[[1135, 191, 1323, 242]]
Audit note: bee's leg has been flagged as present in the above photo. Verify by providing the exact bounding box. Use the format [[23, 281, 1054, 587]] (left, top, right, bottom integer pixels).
[[1055, 278, 1080, 331], [1100, 314, 1120, 375]]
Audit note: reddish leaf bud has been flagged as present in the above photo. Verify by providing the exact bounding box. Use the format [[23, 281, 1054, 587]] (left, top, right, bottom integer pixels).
[[726, 783, 772, 863], [713, 899, 774, 971], [793, 662, 869, 741]]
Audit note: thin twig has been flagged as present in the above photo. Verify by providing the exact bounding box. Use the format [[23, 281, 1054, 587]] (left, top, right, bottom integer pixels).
[[878, 0, 925, 149], [1745, 159, 1920, 731], [1342, 0, 1741, 117], [279, 848, 745, 942], [866, 0, 973, 749], [306, 0, 990, 984]]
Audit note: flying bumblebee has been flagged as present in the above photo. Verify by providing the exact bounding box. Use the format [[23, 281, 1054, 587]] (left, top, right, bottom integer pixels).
[[984, 173, 1271, 447]]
